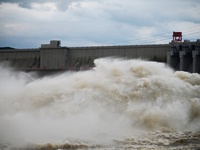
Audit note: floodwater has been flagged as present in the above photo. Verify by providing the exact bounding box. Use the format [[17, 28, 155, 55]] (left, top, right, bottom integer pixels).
[[0, 58, 200, 150]]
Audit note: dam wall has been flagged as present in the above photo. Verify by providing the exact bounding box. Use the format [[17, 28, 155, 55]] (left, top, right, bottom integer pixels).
[[67, 44, 169, 69], [0, 49, 40, 69], [0, 40, 199, 73], [0, 42, 170, 70]]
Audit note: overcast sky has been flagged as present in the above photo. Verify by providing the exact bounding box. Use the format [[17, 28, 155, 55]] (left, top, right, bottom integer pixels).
[[0, 0, 200, 48]]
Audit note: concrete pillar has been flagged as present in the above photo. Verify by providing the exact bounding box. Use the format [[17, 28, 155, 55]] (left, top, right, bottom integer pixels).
[[167, 51, 180, 70], [192, 51, 200, 73], [179, 51, 192, 72]]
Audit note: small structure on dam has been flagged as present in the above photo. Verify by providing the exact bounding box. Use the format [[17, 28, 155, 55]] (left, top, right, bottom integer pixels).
[[167, 32, 200, 73]]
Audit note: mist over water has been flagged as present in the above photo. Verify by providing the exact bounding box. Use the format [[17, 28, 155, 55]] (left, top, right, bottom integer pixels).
[[0, 58, 200, 149]]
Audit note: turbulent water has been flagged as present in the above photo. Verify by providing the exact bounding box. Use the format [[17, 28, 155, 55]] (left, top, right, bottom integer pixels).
[[0, 58, 200, 150]]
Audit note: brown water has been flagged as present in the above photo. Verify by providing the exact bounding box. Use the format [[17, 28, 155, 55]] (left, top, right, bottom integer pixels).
[[0, 58, 200, 150]]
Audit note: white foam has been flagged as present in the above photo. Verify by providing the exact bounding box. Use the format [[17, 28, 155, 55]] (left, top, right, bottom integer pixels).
[[0, 58, 200, 147]]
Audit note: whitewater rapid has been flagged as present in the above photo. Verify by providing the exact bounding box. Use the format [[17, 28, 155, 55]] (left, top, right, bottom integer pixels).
[[0, 58, 200, 149]]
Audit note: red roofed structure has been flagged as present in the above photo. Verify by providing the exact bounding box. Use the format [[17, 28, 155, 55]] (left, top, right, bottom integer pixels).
[[172, 31, 182, 42]]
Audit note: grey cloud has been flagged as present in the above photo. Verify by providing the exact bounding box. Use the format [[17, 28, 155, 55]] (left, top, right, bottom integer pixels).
[[0, 0, 47, 8], [0, 0, 80, 11]]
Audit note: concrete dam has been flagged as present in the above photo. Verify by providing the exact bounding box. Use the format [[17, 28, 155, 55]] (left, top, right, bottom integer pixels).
[[0, 37, 200, 74]]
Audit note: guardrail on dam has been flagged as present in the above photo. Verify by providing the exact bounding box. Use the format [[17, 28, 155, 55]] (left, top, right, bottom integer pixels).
[[0, 39, 199, 73]]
